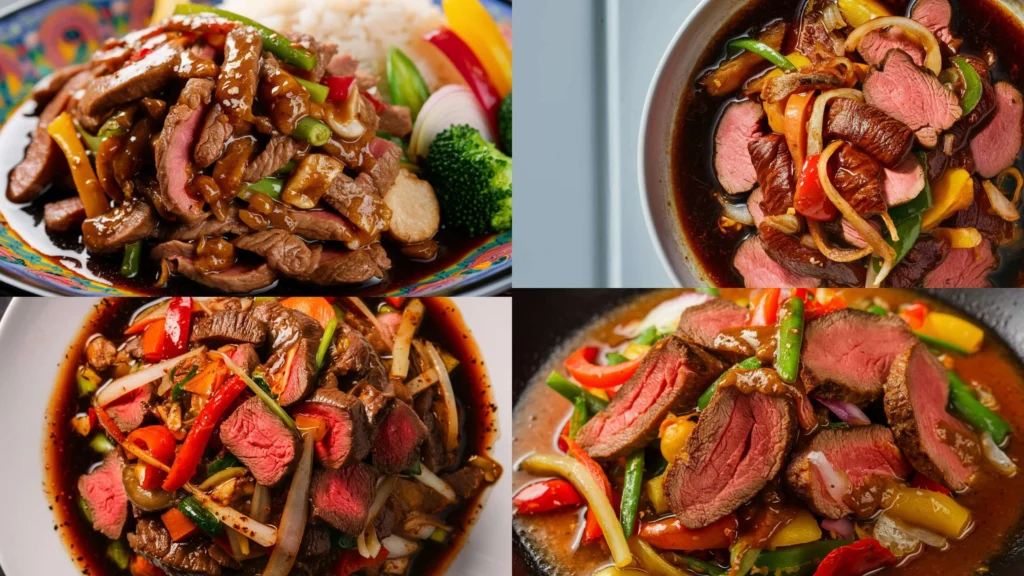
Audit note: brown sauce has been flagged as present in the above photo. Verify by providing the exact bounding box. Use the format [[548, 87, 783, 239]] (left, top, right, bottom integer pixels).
[[44, 297, 500, 575], [671, 0, 1024, 287], [513, 289, 1024, 575]]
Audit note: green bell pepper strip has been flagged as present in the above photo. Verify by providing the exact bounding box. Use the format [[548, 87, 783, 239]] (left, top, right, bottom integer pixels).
[[753, 540, 853, 576], [634, 326, 660, 346], [74, 121, 102, 154], [727, 38, 797, 71], [273, 160, 297, 176], [77, 371, 98, 397], [888, 152, 934, 223], [78, 495, 93, 523], [619, 451, 645, 537], [569, 395, 589, 440], [949, 371, 1012, 444], [206, 454, 241, 477], [775, 297, 805, 384], [698, 357, 761, 410], [173, 4, 317, 71], [954, 57, 983, 115], [89, 434, 115, 455], [675, 554, 726, 576], [292, 116, 332, 147], [295, 77, 329, 104], [872, 214, 922, 274], [238, 177, 284, 201], [121, 241, 142, 278], [546, 371, 609, 414], [915, 332, 971, 355], [171, 365, 199, 401], [316, 318, 338, 370], [387, 47, 431, 120], [605, 352, 629, 366], [178, 495, 223, 537], [696, 287, 721, 297], [866, 305, 889, 316], [106, 540, 130, 570]]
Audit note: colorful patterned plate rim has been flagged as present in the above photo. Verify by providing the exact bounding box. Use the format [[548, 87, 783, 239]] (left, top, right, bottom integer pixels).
[[0, 0, 512, 295]]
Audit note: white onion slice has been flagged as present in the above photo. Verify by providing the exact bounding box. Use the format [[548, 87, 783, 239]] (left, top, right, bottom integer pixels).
[[807, 451, 851, 502], [406, 369, 439, 396], [636, 293, 716, 335], [409, 85, 496, 159], [262, 432, 315, 576], [808, 220, 874, 263], [391, 299, 424, 381], [891, 516, 948, 548], [381, 535, 420, 559], [183, 484, 277, 547], [981, 431, 1018, 476], [716, 194, 755, 226], [412, 461, 457, 502], [763, 214, 802, 235], [95, 348, 205, 407], [424, 341, 459, 451], [358, 475, 398, 558], [874, 513, 923, 557], [982, 180, 1021, 222], [808, 89, 864, 156]]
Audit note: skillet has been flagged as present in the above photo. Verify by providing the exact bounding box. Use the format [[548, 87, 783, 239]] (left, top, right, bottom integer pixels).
[[512, 289, 1024, 576]]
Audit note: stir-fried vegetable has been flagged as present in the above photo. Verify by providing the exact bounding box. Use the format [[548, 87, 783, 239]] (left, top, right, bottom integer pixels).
[[424, 28, 503, 125], [727, 38, 796, 71], [182, 483, 278, 547], [294, 77, 329, 104], [813, 538, 897, 576], [619, 451, 645, 537], [752, 540, 852, 576], [698, 357, 761, 410], [795, 155, 838, 221], [89, 433, 116, 455], [918, 312, 985, 355], [882, 486, 971, 539], [767, 510, 821, 549], [870, 214, 922, 276], [387, 48, 431, 120], [178, 495, 223, 537], [639, 515, 736, 552], [121, 241, 142, 278], [391, 298, 425, 381], [546, 371, 610, 414], [292, 116, 333, 147], [315, 318, 338, 370], [630, 537, 712, 576], [564, 346, 642, 389], [948, 371, 1012, 445], [659, 415, 697, 461], [837, 0, 892, 27], [921, 169, 974, 231], [423, 341, 459, 451], [569, 396, 589, 439], [953, 57, 983, 115], [161, 507, 200, 542], [173, 4, 317, 70], [127, 425, 176, 490], [359, 475, 398, 558], [263, 432, 315, 575], [513, 479, 583, 514], [106, 539, 131, 570], [750, 288, 781, 326], [95, 347, 205, 407], [775, 297, 805, 383], [442, 0, 512, 98], [216, 350, 297, 432], [46, 112, 110, 218], [170, 365, 199, 401]]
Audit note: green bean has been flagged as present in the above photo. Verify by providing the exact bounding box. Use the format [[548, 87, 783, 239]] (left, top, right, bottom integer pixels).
[[273, 160, 297, 176], [605, 352, 629, 366], [569, 395, 589, 440], [775, 297, 805, 384], [949, 371, 1012, 445], [173, 4, 317, 71], [915, 332, 971, 355], [546, 371, 609, 414], [620, 451, 644, 537], [238, 177, 284, 201], [292, 116, 332, 147], [316, 318, 338, 370], [295, 77, 329, 104], [698, 357, 760, 410], [121, 241, 141, 278]]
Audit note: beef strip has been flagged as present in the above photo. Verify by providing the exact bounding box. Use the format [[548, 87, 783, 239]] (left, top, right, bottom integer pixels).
[[79, 43, 182, 117], [830, 143, 888, 215], [322, 172, 391, 236], [215, 26, 263, 123], [190, 309, 267, 346], [159, 205, 250, 241], [825, 98, 915, 168], [43, 197, 87, 232], [155, 78, 215, 225], [29, 63, 90, 105], [748, 134, 796, 216], [883, 235, 951, 288], [297, 245, 391, 286], [734, 235, 822, 288], [82, 199, 159, 254], [759, 224, 866, 287], [128, 519, 230, 576], [194, 104, 233, 169], [233, 229, 322, 277], [151, 240, 278, 293], [243, 135, 305, 182]]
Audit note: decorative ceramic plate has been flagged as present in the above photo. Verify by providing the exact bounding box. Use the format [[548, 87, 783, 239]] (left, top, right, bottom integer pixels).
[[0, 0, 512, 295]]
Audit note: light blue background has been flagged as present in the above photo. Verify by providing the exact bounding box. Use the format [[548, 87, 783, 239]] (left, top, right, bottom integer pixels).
[[514, 0, 702, 288]]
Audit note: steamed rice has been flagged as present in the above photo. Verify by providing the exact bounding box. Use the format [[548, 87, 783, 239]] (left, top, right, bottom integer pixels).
[[218, 0, 465, 94]]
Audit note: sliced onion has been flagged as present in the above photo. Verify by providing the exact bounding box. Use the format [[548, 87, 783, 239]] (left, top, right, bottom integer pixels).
[[347, 297, 394, 350], [997, 168, 1023, 205], [251, 483, 271, 523], [880, 213, 900, 242], [891, 515, 948, 548], [412, 461, 457, 502], [808, 89, 864, 156], [981, 431, 1018, 477], [815, 395, 871, 425], [819, 141, 896, 284], [821, 517, 854, 540], [637, 293, 715, 334], [409, 85, 495, 159], [198, 467, 248, 491], [822, 2, 848, 33], [95, 347, 206, 407], [808, 220, 874, 262], [846, 17, 942, 75], [717, 194, 755, 226], [402, 514, 451, 540], [126, 299, 170, 332], [381, 535, 419, 559], [358, 475, 398, 558], [763, 214, 802, 235], [391, 298, 424, 381], [983, 180, 1021, 222], [424, 341, 459, 451], [261, 432, 314, 575], [807, 451, 851, 502], [183, 484, 277, 547], [406, 368, 439, 396], [874, 513, 923, 557]]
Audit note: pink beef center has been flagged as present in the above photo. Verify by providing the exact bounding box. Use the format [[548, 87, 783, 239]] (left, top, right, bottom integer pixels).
[[909, 348, 976, 485], [222, 405, 295, 483], [805, 324, 912, 391], [299, 404, 352, 464], [168, 107, 206, 211], [817, 443, 907, 508], [314, 468, 372, 520], [376, 408, 421, 464], [79, 458, 127, 538], [588, 355, 681, 438], [106, 386, 151, 433]]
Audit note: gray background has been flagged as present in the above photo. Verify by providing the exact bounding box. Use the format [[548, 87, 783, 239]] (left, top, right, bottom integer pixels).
[[514, 0, 701, 288]]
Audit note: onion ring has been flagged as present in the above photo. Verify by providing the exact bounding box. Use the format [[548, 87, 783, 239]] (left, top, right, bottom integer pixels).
[[808, 220, 874, 262], [808, 89, 864, 156], [846, 17, 942, 75]]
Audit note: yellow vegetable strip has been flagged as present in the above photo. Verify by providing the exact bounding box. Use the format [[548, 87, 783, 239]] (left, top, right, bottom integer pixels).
[[882, 486, 972, 539], [46, 112, 109, 218], [443, 0, 512, 97]]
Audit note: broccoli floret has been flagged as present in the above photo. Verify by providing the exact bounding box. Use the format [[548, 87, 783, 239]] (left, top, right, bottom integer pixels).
[[425, 125, 512, 236], [499, 92, 512, 155]]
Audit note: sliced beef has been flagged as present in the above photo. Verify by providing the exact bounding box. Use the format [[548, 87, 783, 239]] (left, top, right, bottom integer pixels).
[[233, 229, 322, 277], [86, 336, 117, 371], [215, 26, 263, 123], [796, 8, 843, 62], [748, 134, 795, 216], [298, 245, 391, 286], [952, 180, 1018, 246], [883, 235, 951, 288], [747, 187, 766, 227], [310, 463, 377, 535], [665, 387, 796, 529], [864, 50, 962, 148], [160, 205, 249, 241], [105, 385, 152, 434], [801, 309, 917, 406], [858, 27, 925, 68], [155, 78, 215, 225], [79, 43, 182, 116], [969, 82, 1024, 178], [152, 240, 278, 293], [734, 235, 822, 288], [8, 70, 94, 202], [785, 425, 911, 519], [825, 98, 914, 168], [329, 321, 376, 376], [190, 310, 267, 347], [43, 197, 87, 232], [293, 389, 371, 469], [82, 200, 158, 254], [885, 342, 980, 491], [243, 135, 304, 182], [416, 386, 454, 472], [322, 172, 391, 237], [831, 144, 887, 215], [251, 302, 324, 405], [840, 218, 879, 250], [759, 225, 866, 287], [714, 101, 765, 195], [127, 519, 228, 576], [378, 105, 413, 139], [911, 0, 955, 45], [78, 450, 128, 539], [219, 396, 301, 486], [761, 72, 845, 104], [882, 155, 926, 206], [291, 209, 364, 244], [923, 239, 997, 288], [674, 299, 749, 355], [29, 63, 90, 105], [368, 137, 402, 195], [193, 104, 233, 169], [372, 400, 429, 474], [576, 337, 727, 461]]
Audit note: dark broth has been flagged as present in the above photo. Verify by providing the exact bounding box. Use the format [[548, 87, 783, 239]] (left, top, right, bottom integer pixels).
[[512, 290, 1024, 575], [671, 0, 1024, 287], [44, 297, 500, 575]]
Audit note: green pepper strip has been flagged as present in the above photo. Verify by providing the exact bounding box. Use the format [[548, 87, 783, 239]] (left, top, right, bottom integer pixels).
[[89, 434, 115, 455], [77, 371, 98, 397], [569, 395, 589, 440], [675, 554, 726, 576], [74, 121, 103, 154], [866, 305, 889, 316], [775, 297, 804, 384], [178, 495, 223, 537], [121, 241, 142, 278], [606, 352, 629, 366], [316, 318, 338, 370], [914, 332, 971, 355], [171, 365, 199, 401], [634, 326, 660, 346], [872, 214, 922, 274], [753, 540, 853, 576], [696, 287, 721, 297], [206, 454, 241, 477], [238, 177, 284, 201], [620, 451, 644, 538], [698, 357, 761, 410], [106, 540, 130, 570], [173, 4, 317, 71], [273, 160, 297, 176], [78, 495, 94, 523], [727, 38, 797, 71], [295, 77, 329, 104], [954, 57, 983, 115], [387, 47, 431, 120], [292, 116, 332, 147], [949, 371, 1012, 445], [546, 372, 609, 414]]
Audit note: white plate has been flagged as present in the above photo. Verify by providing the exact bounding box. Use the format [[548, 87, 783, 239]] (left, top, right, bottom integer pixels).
[[0, 297, 511, 575]]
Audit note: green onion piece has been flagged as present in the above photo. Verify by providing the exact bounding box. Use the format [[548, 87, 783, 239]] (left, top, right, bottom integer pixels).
[[949, 371, 1012, 445], [914, 331, 971, 355], [239, 177, 284, 201], [292, 116, 332, 147], [620, 451, 644, 537], [775, 297, 805, 384], [545, 371, 609, 414], [866, 305, 889, 316], [387, 47, 431, 120], [97, 111, 129, 140], [429, 527, 449, 543], [76, 371, 98, 397], [173, 4, 317, 71], [273, 160, 297, 176], [953, 57, 983, 115], [753, 540, 852, 575], [74, 121, 102, 154], [77, 495, 93, 523], [178, 495, 223, 537], [605, 352, 629, 366], [696, 287, 721, 297], [403, 460, 422, 476], [89, 434, 115, 455], [106, 539, 131, 570], [727, 38, 797, 71], [171, 365, 199, 401], [731, 543, 761, 576], [206, 454, 241, 477], [674, 554, 726, 576], [569, 395, 589, 440], [295, 77, 329, 104], [316, 318, 338, 370], [121, 241, 142, 278], [252, 374, 273, 396], [217, 352, 297, 432], [634, 326, 659, 346], [698, 357, 760, 410]]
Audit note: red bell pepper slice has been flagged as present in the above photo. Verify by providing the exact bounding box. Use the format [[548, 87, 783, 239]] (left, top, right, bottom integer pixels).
[[424, 28, 502, 126], [805, 294, 847, 321], [910, 472, 952, 496], [334, 548, 389, 576], [385, 297, 406, 309], [750, 289, 781, 326], [794, 154, 838, 221], [899, 303, 930, 330], [362, 91, 386, 114], [142, 321, 165, 362], [639, 514, 737, 551], [564, 347, 642, 389], [323, 76, 356, 102], [813, 538, 897, 576], [161, 297, 193, 360], [513, 479, 584, 515], [126, 425, 177, 490], [556, 419, 571, 453], [564, 437, 613, 546], [87, 407, 98, 432]]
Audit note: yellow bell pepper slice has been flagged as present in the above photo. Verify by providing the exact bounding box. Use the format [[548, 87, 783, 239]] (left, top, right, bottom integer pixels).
[[151, 0, 188, 24], [918, 312, 985, 354], [660, 415, 697, 462], [931, 228, 983, 249], [838, 0, 893, 28], [768, 509, 822, 549], [645, 473, 669, 514], [764, 53, 813, 83], [623, 342, 651, 360], [764, 99, 788, 135], [882, 486, 972, 539], [921, 169, 974, 231], [46, 112, 110, 218], [443, 0, 512, 97]]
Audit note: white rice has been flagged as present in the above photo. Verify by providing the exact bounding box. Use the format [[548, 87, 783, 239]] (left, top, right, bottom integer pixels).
[[218, 0, 464, 93]]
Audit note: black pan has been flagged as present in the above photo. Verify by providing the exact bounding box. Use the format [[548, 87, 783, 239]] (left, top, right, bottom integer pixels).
[[512, 289, 1024, 576]]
